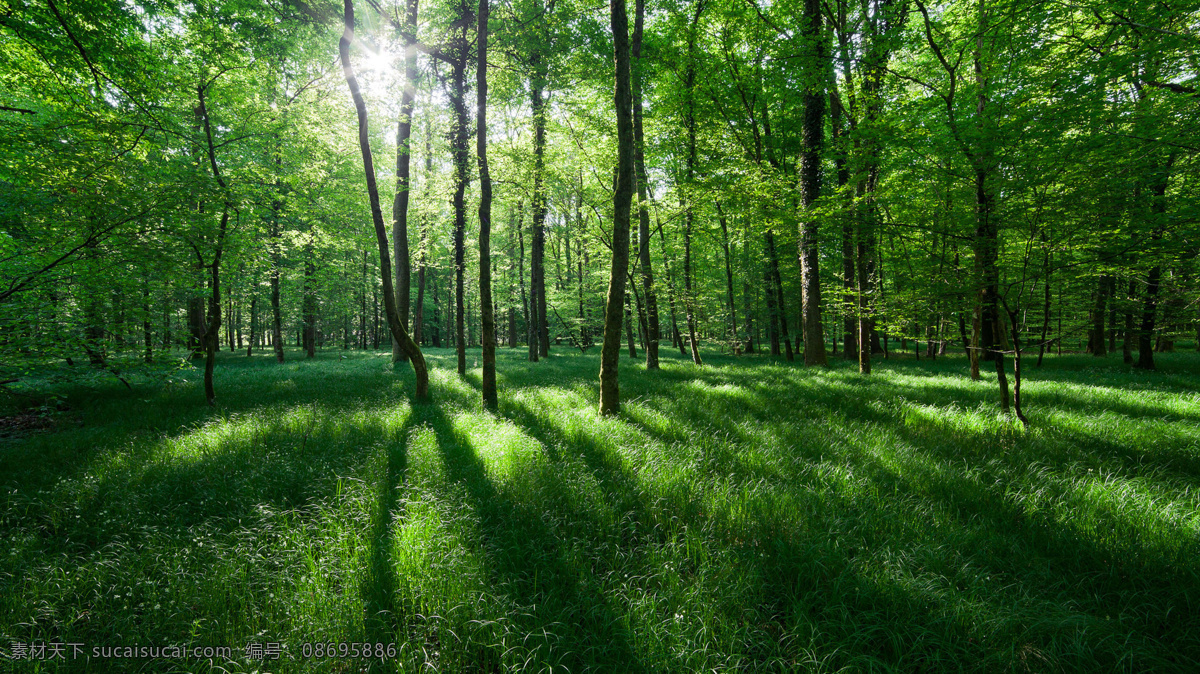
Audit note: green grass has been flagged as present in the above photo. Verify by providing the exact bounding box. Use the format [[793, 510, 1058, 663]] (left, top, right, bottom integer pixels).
[[2, 345, 1199, 672]]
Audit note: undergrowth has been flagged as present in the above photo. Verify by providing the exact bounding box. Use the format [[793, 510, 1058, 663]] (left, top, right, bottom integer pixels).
[[1, 346, 1198, 672]]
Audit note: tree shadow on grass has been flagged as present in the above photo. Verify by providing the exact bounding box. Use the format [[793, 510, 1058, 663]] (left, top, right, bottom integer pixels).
[[497, 365, 1200, 669], [499, 392, 978, 669], [413, 400, 646, 672], [0, 396, 416, 658], [361, 413, 412, 666]]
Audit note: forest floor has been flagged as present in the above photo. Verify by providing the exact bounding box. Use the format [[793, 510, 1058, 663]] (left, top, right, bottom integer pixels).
[[1, 346, 1199, 672]]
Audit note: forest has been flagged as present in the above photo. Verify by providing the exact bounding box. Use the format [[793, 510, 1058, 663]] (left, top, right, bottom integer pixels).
[[1, 0, 1199, 669]]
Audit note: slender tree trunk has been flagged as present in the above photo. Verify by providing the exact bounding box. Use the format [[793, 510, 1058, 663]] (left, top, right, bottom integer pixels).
[[359, 250, 368, 348], [142, 275, 153, 363], [766, 230, 793, 361], [716, 202, 738, 351], [578, 224, 588, 347], [1108, 289, 1118, 353], [391, 0, 420, 363], [1006, 303, 1028, 426], [764, 246, 781, 357], [633, 0, 660, 369], [188, 292, 204, 360], [681, 0, 705, 366], [270, 207, 285, 363], [196, 82, 231, 406], [974, 163, 1007, 407], [448, 43, 470, 375], [1090, 275, 1108, 356], [856, 202, 872, 375], [631, 277, 648, 350], [683, 209, 702, 364], [1036, 243, 1051, 366], [742, 221, 755, 353], [842, 219, 856, 359], [202, 212, 227, 406], [516, 200, 536, 361], [1136, 155, 1175, 370], [226, 294, 235, 352], [657, 209, 685, 355], [531, 46, 550, 359], [478, 0, 497, 408], [303, 244, 316, 358], [600, 0, 634, 415], [831, 60, 856, 361], [576, 193, 591, 348], [625, 291, 637, 358], [340, 0, 428, 398], [247, 296, 257, 356], [798, 0, 827, 366], [1138, 261, 1163, 370], [1123, 279, 1135, 364]]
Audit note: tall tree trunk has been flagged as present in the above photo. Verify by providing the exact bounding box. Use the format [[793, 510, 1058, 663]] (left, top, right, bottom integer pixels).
[[763, 243, 781, 357], [1136, 155, 1175, 370], [680, 0, 705, 366], [414, 229, 427, 345], [1090, 275, 1109, 356], [247, 296, 257, 356], [656, 206, 685, 355], [448, 40, 470, 375], [741, 223, 755, 353], [798, 0, 827, 367], [428, 272, 440, 347], [1005, 303, 1028, 426], [625, 291, 637, 358], [269, 175, 285, 363], [974, 162, 1008, 406], [1108, 287, 1118, 353], [578, 219, 588, 347], [1036, 241, 1051, 367], [766, 230, 793, 361], [478, 0, 497, 408], [202, 212, 227, 406], [340, 0, 428, 398], [142, 274, 153, 363], [633, 0, 660, 369], [833, 88, 856, 360], [841, 219, 856, 359], [1138, 259, 1163, 370], [716, 202, 738, 351], [1123, 279, 1135, 364], [683, 208, 702, 365], [188, 291, 204, 360], [631, 277, 648, 350], [226, 294, 236, 352], [531, 40, 550, 359], [600, 0, 634, 415], [303, 242, 317, 359], [517, 200, 535, 360], [360, 249, 369, 348], [856, 201, 872, 375], [391, 0, 420, 363], [196, 82, 231, 406], [162, 294, 171, 350]]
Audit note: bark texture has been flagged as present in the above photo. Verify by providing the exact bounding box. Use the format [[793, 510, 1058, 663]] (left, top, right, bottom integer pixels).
[[477, 0, 497, 408], [599, 0, 634, 415]]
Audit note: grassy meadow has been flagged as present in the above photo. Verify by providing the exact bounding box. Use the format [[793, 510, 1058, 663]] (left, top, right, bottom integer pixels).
[[1, 345, 1199, 672]]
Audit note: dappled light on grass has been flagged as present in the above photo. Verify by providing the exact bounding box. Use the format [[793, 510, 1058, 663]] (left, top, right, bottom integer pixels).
[[2, 348, 1199, 671]]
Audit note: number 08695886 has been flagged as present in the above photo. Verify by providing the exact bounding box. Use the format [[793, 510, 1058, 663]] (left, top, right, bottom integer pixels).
[[299, 642, 397, 659]]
